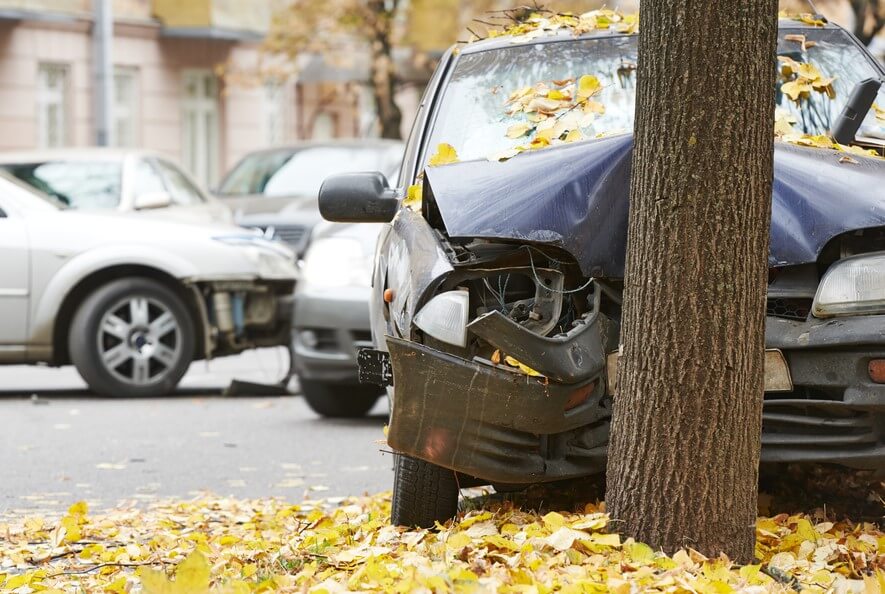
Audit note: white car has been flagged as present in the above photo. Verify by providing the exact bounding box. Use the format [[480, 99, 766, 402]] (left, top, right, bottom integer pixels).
[[0, 174, 297, 397], [0, 148, 231, 225]]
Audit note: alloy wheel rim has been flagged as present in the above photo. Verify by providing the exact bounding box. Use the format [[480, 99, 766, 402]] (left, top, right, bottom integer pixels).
[[97, 296, 182, 387]]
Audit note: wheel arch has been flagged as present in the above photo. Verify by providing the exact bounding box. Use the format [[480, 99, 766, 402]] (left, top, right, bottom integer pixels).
[[51, 265, 205, 366]]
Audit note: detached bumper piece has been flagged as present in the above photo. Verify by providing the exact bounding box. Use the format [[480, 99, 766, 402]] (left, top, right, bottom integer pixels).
[[385, 336, 611, 484]]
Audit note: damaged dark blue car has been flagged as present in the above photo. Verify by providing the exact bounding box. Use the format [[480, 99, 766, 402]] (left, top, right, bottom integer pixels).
[[319, 16, 885, 527]]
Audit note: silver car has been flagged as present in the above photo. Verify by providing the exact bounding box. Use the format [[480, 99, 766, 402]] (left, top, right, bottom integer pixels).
[[216, 140, 403, 256], [0, 174, 297, 397], [0, 148, 231, 225], [293, 222, 384, 417]]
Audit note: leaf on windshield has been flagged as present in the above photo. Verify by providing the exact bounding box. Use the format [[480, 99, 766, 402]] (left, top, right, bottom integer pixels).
[[778, 56, 835, 102], [873, 103, 885, 123], [784, 34, 817, 52], [577, 75, 602, 100], [778, 11, 826, 27], [480, 9, 637, 43], [492, 73, 612, 162], [428, 143, 459, 167]]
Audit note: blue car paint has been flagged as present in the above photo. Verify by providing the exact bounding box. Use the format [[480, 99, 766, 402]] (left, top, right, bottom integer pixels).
[[425, 135, 885, 277]]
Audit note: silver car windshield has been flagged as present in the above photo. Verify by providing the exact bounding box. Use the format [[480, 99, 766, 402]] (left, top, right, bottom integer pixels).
[[0, 160, 122, 209], [425, 28, 883, 165], [218, 146, 403, 197]]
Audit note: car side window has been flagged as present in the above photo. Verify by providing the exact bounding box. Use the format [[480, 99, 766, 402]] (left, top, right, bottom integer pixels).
[[153, 159, 206, 206], [131, 159, 167, 201]]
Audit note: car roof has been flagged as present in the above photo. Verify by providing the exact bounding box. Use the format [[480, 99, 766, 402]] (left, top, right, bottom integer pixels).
[[456, 18, 844, 56], [0, 147, 164, 164]]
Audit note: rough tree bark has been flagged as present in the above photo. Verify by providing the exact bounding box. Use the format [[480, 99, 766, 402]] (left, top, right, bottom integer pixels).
[[605, 2, 778, 562], [367, 0, 403, 139]]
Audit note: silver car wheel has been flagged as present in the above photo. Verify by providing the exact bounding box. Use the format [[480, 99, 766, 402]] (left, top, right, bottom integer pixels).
[[97, 296, 182, 386]]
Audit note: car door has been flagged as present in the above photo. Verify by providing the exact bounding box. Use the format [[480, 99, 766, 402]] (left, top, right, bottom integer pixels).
[[0, 196, 30, 349]]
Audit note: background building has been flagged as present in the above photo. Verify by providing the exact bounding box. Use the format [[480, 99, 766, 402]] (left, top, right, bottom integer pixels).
[[0, 0, 306, 186]]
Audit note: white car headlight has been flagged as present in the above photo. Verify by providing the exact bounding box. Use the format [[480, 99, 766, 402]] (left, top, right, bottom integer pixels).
[[302, 237, 373, 288], [413, 290, 470, 347], [813, 253, 885, 317]]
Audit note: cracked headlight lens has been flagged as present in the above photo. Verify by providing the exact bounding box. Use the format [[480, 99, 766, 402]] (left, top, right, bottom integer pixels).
[[414, 290, 469, 347], [813, 253, 885, 317]]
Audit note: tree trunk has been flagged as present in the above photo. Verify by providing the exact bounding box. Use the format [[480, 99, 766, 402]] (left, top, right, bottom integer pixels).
[[605, 1, 778, 562], [367, 0, 403, 139]]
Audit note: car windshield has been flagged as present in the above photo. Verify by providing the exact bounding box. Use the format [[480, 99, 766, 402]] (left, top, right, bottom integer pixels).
[[426, 28, 884, 165], [218, 145, 403, 197], [0, 160, 122, 209]]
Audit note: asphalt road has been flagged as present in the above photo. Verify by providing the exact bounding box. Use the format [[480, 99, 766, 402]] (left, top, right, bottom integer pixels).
[[0, 348, 393, 516]]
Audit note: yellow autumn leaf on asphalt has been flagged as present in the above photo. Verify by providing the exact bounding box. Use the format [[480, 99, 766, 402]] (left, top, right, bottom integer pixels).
[[139, 550, 210, 594], [0, 491, 883, 593], [428, 143, 458, 166]]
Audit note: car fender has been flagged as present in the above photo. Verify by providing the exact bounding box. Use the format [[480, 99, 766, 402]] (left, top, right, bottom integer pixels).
[[29, 244, 199, 346]]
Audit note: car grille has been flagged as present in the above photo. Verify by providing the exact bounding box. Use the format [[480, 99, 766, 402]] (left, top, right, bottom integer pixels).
[[245, 224, 309, 254], [766, 297, 812, 321], [272, 225, 307, 245]]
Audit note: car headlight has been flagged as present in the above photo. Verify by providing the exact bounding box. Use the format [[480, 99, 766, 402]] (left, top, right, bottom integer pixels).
[[214, 235, 297, 280], [302, 237, 373, 288], [813, 253, 885, 317], [413, 290, 470, 347]]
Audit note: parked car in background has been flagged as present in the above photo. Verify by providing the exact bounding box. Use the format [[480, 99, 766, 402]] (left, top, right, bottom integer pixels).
[[0, 149, 231, 224], [293, 222, 385, 417], [216, 140, 403, 256], [320, 17, 885, 527], [0, 173, 297, 398]]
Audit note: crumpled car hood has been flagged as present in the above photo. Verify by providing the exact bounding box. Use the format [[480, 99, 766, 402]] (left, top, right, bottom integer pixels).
[[425, 135, 885, 277]]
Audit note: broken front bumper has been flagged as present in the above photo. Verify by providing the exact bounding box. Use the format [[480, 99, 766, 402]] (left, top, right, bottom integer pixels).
[[382, 313, 885, 485]]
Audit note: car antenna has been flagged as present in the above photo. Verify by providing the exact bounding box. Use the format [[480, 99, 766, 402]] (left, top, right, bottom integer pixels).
[[804, 0, 828, 21]]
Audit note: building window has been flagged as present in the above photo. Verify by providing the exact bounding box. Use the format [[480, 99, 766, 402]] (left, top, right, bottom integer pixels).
[[37, 64, 69, 148], [311, 111, 336, 140], [264, 82, 291, 147], [182, 70, 219, 186], [113, 67, 139, 147]]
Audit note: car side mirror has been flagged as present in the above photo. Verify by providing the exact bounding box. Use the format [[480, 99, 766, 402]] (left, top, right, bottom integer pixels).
[[134, 191, 173, 210], [319, 172, 399, 223], [832, 78, 882, 145]]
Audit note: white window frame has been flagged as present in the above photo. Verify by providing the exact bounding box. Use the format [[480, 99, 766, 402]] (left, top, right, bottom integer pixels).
[[181, 70, 220, 186], [113, 66, 139, 147], [36, 63, 70, 148]]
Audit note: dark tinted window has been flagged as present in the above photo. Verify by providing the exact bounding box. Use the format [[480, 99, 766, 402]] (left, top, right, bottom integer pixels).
[[217, 145, 403, 197]]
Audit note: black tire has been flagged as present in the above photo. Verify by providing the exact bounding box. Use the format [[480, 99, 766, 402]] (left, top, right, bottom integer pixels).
[[391, 454, 459, 528], [300, 380, 380, 418], [68, 278, 195, 397]]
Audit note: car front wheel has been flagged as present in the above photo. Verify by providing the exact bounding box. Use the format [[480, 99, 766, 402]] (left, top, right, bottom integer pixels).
[[300, 379, 380, 418], [391, 454, 459, 528], [68, 278, 195, 397]]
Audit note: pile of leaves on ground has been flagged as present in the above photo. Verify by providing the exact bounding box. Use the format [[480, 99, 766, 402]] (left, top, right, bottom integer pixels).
[[0, 478, 882, 593]]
